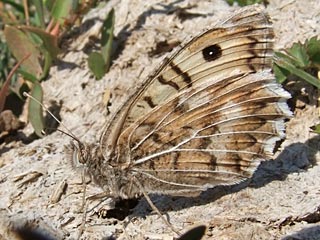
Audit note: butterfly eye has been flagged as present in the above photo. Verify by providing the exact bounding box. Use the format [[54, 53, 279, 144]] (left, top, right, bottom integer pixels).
[[202, 44, 222, 62], [76, 144, 90, 164], [78, 149, 86, 164]]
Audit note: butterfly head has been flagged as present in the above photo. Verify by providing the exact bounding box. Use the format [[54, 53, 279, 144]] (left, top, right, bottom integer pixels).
[[68, 141, 106, 184], [68, 140, 127, 198], [68, 141, 96, 169]]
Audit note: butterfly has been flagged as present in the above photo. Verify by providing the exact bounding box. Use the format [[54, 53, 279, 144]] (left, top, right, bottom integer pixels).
[[71, 5, 291, 206]]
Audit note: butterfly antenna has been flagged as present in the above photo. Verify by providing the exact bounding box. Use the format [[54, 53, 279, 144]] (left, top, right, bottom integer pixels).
[[23, 91, 82, 145]]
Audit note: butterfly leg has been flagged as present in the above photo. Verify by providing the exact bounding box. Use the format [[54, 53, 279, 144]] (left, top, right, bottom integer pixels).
[[76, 168, 113, 239], [76, 168, 89, 239], [77, 189, 114, 239], [134, 177, 181, 236]]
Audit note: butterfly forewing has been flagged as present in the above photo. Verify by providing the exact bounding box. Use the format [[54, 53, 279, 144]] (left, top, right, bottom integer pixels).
[[121, 12, 273, 130], [97, 6, 291, 197]]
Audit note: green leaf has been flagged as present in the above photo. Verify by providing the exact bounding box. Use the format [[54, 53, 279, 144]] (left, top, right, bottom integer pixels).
[[17, 69, 38, 83], [273, 62, 289, 84], [305, 36, 320, 67], [0, 53, 31, 111], [45, 0, 55, 11], [20, 26, 60, 60], [101, 8, 115, 72], [51, 0, 78, 24], [1, 0, 24, 13], [88, 52, 106, 80], [311, 123, 320, 134], [31, 0, 45, 28], [286, 42, 310, 68], [28, 83, 45, 137], [4, 26, 43, 78], [274, 54, 320, 89], [42, 50, 53, 80]]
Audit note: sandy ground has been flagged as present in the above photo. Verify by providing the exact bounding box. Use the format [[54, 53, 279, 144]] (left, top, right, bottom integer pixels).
[[1, 0, 320, 239]]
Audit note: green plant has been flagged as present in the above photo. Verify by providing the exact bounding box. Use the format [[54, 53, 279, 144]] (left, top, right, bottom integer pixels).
[[273, 36, 320, 88], [273, 36, 320, 132], [0, 0, 114, 137], [88, 8, 115, 80]]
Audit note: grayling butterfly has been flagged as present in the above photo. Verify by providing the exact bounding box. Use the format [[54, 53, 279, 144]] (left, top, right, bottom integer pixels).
[[69, 4, 291, 235]]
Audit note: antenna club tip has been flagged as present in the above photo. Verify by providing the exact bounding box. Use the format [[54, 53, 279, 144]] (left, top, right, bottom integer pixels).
[[23, 91, 30, 97]]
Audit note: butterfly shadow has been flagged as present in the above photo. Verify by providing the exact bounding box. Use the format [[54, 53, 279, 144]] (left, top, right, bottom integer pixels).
[[129, 134, 319, 219]]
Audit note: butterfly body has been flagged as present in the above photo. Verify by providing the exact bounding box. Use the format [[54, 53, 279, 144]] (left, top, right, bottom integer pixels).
[[71, 6, 292, 200]]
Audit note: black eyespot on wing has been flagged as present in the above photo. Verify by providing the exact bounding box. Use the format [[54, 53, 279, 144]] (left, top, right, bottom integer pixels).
[[202, 44, 222, 62]]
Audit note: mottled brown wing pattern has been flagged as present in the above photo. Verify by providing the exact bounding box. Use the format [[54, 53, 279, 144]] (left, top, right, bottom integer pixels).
[[97, 6, 291, 196]]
